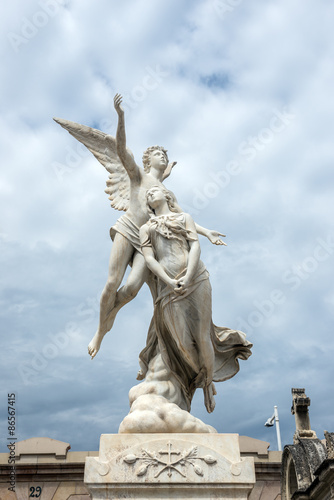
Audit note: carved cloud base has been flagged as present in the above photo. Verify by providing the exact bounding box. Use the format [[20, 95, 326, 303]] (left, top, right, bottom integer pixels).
[[84, 433, 255, 499]]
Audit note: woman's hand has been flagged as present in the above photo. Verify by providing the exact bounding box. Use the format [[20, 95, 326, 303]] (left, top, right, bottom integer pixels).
[[166, 277, 186, 294], [175, 275, 191, 294], [166, 278, 178, 289]]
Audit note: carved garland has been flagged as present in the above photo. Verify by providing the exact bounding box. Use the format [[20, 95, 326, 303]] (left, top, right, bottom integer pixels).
[[123, 441, 217, 478]]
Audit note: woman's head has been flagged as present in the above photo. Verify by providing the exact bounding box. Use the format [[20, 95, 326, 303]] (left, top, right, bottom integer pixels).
[[146, 186, 178, 215]]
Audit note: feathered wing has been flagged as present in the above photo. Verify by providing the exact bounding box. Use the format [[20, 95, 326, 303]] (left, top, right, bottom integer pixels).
[[53, 118, 130, 212]]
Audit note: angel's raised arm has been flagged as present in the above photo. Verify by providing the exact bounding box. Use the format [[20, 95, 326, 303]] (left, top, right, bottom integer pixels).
[[114, 94, 140, 179]]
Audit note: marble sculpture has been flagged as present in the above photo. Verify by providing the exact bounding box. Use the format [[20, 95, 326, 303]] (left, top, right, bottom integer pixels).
[[54, 94, 252, 433]]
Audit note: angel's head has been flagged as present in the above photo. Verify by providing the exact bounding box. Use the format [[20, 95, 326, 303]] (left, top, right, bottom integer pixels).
[[142, 146, 168, 173], [146, 186, 178, 215]]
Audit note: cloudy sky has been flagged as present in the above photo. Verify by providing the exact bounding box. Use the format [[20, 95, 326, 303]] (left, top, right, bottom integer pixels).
[[1, 0, 334, 453]]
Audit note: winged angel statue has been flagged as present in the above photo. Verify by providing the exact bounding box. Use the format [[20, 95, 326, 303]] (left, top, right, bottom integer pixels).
[[55, 95, 226, 359], [55, 95, 252, 433]]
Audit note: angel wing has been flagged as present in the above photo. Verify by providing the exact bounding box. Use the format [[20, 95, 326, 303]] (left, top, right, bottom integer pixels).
[[53, 118, 131, 212]]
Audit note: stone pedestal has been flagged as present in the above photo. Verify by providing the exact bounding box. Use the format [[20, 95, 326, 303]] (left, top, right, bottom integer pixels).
[[84, 433, 255, 499]]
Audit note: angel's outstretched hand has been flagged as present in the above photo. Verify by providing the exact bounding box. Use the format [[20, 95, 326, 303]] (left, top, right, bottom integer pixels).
[[207, 230, 227, 246], [114, 93, 124, 116]]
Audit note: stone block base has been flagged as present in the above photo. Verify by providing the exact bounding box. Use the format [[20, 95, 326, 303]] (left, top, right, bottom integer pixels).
[[84, 433, 255, 499]]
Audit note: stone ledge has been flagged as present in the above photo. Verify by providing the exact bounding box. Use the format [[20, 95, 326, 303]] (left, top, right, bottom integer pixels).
[[0, 462, 85, 483], [15, 438, 70, 460]]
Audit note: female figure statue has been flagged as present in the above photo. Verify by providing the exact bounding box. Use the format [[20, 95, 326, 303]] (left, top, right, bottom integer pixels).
[[137, 186, 252, 416]]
